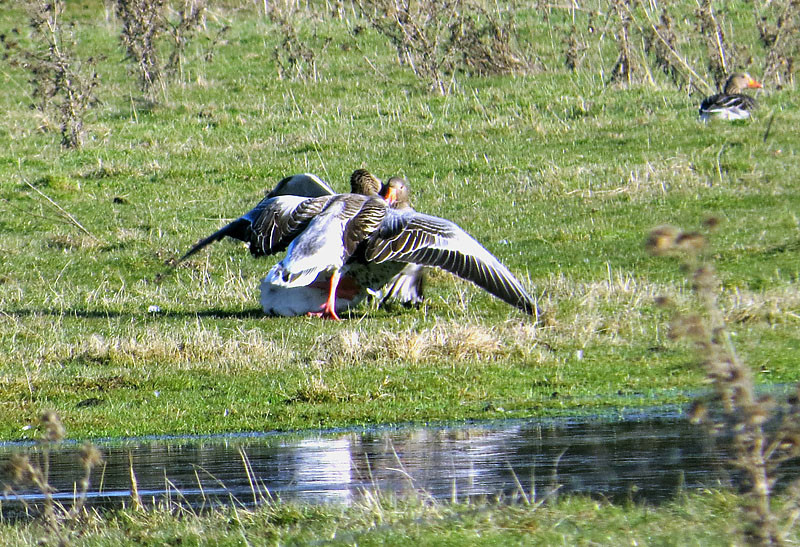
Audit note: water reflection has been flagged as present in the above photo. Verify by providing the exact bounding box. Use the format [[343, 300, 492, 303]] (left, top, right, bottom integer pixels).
[[0, 411, 748, 516]]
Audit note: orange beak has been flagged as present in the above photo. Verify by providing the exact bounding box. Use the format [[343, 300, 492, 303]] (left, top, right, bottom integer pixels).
[[382, 187, 398, 205], [748, 78, 763, 89]]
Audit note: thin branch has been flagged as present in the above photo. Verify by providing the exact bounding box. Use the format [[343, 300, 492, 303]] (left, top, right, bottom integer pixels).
[[22, 179, 104, 244], [630, 2, 714, 94]]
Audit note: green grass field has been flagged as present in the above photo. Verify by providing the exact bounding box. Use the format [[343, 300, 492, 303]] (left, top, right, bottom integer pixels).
[[2, 0, 799, 542], [0, 1, 798, 442]]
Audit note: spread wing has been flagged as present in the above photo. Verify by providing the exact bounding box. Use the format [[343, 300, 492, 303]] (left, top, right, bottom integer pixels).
[[365, 210, 536, 315], [178, 194, 335, 262], [245, 194, 336, 256]]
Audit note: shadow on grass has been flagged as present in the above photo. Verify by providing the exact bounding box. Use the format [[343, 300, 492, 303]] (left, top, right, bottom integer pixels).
[[2, 308, 268, 320], [763, 239, 800, 256]]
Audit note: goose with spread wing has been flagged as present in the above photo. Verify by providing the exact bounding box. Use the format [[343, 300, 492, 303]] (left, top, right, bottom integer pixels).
[[360, 177, 537, 318], [261, 176, 536, 318], [259, 172, 425, 315], [699, 73, 762, 121], [180, 173, 536, 319], [181, 169, 425, 316], [180, 169, 394, 320], [179, 169, 382, 265]]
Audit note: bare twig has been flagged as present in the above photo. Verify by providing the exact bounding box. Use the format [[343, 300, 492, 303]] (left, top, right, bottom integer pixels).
[[625, 1, 713, 93], [22, 179, 104, 244], [763, 111, 777, 143], [649, 222, 800, 545]]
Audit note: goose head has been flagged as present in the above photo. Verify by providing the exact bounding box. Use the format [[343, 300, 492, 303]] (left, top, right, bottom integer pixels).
[[723, 73, 762, 94], [380, 176, 412, 209]]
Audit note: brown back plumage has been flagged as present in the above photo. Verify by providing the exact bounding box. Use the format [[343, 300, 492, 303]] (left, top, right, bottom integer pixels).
[[350, 169, 382, 195]]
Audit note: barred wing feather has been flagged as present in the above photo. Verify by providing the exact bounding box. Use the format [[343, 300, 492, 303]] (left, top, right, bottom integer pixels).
[[248, 195, 335, 256], [365, 210, 536, 314]]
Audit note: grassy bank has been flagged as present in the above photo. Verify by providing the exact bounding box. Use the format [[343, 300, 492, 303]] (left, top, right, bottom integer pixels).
[[1, 489, 791, 545], [0, 1, 798, 442]]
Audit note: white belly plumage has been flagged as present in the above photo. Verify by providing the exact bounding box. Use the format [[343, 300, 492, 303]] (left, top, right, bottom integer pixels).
[[259, 273, 367, 316]]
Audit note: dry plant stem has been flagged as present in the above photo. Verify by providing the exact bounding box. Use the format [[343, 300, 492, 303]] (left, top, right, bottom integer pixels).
[[0, 413, 100, 545], [697, 277, 774, 543], [357, 0, 525, 94], [653, 226, 792, 546], [23, 179, 104, 244], [755, 0, 800, 85], [129, 451, 144, 511], [70, 445, 103, 517], [695, 0, 728, 80], [271, 11, 318, 81], [609, 0, 634, 85], [165, 0, 207, 80], [626, 1, 712, 93], [116, 0, 166, 95], [2, 0, 101, 148], [116, 0, 208, 95], [37, 446, 67, 544]]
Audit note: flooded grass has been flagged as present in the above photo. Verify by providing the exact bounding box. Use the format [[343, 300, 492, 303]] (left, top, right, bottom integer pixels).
[[0, 411, 727, 514], [3, 411, 797, 544]]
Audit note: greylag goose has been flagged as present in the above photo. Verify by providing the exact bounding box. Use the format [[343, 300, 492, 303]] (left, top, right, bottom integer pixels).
[[180, 169, 391, 319], [258, 171, 425, 315], [358, 177, 425, 307], [260, 189, 391, 320], [181, 174, 535, 318], [699, 73, 762, 121], [268, 176, 536, 317]]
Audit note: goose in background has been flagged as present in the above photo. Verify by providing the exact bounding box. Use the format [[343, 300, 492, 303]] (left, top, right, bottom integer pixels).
[[699, 73, 762, 121]]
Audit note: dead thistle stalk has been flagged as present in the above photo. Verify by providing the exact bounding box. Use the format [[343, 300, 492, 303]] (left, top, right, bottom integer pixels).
[[116, 0, 208, 98], [356, 0, 528, 94], [648, 220, 800, 545], [0, 0, 101, 148], [754, 0, 800, 87], [2, 412, 104, 545]]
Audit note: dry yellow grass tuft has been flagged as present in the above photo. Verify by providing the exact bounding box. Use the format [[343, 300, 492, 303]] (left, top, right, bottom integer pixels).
[[542, 270, 669, 347], [723, 286, 800, 325], [293, 375, 342, 403], [45, 233, 103, 251], [310, 319, 541, 367], [372, 321, 504, 362], [57, 326, 294, 374]]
